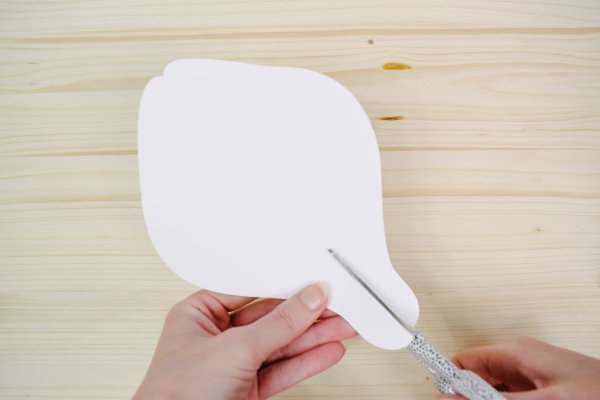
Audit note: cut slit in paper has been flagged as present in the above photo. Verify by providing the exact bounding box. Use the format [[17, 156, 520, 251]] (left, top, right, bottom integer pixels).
[[137, 58, 420, 349]]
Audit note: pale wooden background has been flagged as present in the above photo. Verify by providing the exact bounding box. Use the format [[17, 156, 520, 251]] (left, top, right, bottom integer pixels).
[[1, 1, 599, 399]]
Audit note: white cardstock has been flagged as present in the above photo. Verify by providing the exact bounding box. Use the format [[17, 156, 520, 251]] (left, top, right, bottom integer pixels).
[[138, 59, 419, 349]]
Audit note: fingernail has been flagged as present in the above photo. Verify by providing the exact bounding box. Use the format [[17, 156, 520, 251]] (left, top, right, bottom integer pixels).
[[300, 284, 326, 310], [316, 282, 329, 297]]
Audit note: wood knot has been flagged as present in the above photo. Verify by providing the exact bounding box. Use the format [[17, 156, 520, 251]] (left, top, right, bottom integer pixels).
[[382, 63, 411, 70], [378, 115, 403, 121]]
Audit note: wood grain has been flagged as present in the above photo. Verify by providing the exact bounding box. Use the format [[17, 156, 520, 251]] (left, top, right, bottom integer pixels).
[[1, 1, 599, 399]]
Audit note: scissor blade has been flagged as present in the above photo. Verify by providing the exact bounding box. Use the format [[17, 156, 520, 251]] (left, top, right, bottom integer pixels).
[[327, 248, 415, 335]]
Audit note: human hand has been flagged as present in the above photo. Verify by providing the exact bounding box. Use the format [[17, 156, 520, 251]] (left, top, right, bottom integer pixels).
[[435, 336, 600, 400], [133, 284, 357, 400]]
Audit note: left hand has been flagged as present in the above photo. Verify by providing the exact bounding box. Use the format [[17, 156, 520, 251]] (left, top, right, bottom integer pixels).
[[133, 284, 357, 400]]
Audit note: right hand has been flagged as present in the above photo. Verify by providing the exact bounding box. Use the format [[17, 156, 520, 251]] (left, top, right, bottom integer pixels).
[[436, 336, 600, 400]]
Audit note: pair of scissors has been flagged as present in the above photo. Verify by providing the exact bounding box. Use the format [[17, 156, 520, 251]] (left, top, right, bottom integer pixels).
[[327, 248, 504, 400]]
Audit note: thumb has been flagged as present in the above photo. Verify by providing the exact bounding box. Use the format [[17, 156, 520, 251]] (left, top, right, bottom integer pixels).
[[236, 284, 328, 363], [503, 386, 568, 400]]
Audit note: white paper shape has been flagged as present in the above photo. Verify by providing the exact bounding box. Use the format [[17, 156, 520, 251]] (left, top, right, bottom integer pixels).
[[138, 59, 419, 349]]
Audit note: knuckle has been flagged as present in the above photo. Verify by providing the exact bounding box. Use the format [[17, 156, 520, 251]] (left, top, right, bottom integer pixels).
[[269, 344, 287, 360], [510, 335, 537, 349], [270, 307, 297, 331], [166, 290, 211, 320], [223, 327, 263, 367], [167, 300, 186, 318], [312, 322, 326, 343], [507, 336, 539, 370], [187, 290, 212, 308]]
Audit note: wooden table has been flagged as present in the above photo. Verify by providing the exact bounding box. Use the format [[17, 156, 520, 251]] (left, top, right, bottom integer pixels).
[[1, 1, 599, 398]]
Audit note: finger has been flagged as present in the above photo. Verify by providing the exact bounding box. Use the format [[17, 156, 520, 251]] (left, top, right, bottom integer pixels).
[[451, 345, 511, 389], [231, 298, 340, 327], [265, 315, 357, 363], [452, 337, 559, 391], [504, 382, 598, 400], [502, 385, 568, 400], [234, 284, 328, 364], [166, 290, 254, 335], [230, 299, 284, 326], [435, 387, 564, 400], [190, 290, 256, 312], [320, 309, 338, 319], [258, 342, 345, 399]]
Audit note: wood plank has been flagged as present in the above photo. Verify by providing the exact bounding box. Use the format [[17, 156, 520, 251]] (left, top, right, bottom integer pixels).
[[1, 1, 599, 399]]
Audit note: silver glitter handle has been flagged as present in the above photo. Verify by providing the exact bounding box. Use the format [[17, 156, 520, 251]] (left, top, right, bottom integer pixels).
[[407, 333, 505, 400]]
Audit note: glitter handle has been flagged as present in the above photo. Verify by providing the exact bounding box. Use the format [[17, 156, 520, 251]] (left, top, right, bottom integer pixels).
[[407, 333, 505, 400]]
